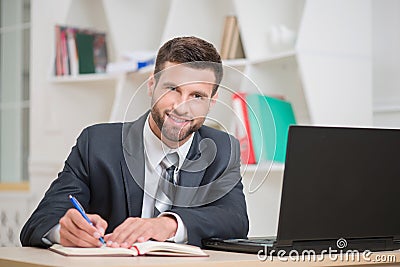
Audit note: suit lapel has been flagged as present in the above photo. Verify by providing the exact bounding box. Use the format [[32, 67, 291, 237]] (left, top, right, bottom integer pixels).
[[179, 130, 207, 188], [120, 161, 142, 217], [120, 112, 149, 217]]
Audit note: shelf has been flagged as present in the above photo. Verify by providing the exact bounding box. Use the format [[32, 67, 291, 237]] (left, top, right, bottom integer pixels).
[[241, 162, 284, 173], [49, 73, 119, 83], [49, 67, 154, 83]]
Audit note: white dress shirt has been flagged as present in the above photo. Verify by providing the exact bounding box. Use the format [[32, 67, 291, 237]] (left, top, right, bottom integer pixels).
[[142, 114, 193, 243], [43, 115, 193, 245]]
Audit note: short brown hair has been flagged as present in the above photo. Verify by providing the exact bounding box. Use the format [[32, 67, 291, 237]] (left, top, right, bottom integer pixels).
[[154, 36, 223, 96]]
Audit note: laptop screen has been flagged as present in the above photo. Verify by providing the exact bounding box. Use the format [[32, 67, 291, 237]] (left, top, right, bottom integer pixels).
[[276, 126, 400, 246]]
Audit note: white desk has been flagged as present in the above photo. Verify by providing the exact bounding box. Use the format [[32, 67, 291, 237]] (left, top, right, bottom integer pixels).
[[1, 247, 400, 267]]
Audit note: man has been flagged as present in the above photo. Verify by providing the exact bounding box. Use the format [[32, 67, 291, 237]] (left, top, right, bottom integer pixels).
[[20, 36, 249, 248]]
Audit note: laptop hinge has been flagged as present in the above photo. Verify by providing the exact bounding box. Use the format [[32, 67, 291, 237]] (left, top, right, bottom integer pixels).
[[392, 235, 400, 243]]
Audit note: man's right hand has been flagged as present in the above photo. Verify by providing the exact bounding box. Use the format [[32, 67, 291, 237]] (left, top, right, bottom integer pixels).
[[59, 208, 108, 247]]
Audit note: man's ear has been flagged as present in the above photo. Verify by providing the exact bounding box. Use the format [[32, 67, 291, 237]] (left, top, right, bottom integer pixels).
[[147, 74, 155, 97], [210, 92, 219, 109]]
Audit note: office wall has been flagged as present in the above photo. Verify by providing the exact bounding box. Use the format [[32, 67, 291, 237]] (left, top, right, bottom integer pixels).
[[372, 0, 400, 127]]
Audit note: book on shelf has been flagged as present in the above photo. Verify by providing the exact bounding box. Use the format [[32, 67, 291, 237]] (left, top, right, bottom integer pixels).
[[60, 27, 70, 76], [75, 31, 95, 74], [228, 19, 245, 59], [93, 32, 108, 73], [220, 16, 245, 60], [231, 92, 256, 164], [54, 25, 108, 76], [49, 241, 208, 257], [54, 25, 62, 76], [246, 94, 296, 163], [66, 28, 79, 76]]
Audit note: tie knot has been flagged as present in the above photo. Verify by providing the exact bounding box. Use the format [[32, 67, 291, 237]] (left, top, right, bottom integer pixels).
[[161, 152, 179, 169]]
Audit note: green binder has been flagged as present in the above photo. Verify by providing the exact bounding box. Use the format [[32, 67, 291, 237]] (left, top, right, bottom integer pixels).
[[246, 94, 296, 163], [75, 32, 95, 74]]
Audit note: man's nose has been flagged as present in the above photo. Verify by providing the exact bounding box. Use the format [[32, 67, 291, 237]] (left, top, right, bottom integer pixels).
[[173, 96, 190, 115]]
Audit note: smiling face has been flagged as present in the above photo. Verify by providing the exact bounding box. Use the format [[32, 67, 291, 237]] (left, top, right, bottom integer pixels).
[[148, 62, 218, 148]]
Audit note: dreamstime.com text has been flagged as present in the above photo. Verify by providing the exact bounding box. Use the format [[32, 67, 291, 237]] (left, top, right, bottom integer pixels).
[[257, 238, 397, 263]]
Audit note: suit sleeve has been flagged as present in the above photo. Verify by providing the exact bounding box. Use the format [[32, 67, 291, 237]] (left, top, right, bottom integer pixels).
[[20, 129, 91, 247], [171, 138, 249, 247]]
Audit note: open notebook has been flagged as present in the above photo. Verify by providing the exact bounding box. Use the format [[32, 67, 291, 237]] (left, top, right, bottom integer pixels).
[[49, 241, 208, 257]]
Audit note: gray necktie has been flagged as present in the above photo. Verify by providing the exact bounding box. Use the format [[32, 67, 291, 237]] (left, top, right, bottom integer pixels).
[[153, 152, 179, 217]]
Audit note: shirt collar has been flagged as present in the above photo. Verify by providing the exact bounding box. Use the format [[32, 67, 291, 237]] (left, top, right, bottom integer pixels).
[[143, 113, 194, 170]]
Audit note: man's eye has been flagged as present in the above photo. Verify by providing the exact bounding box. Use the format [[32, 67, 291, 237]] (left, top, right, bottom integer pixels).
[[194, 94, 203, 99], [167, 86, 177, 91]]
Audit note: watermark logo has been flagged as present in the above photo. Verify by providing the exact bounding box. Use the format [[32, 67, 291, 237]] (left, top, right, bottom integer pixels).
[[336, 237, 347, 249], [257, 238, 397, 263]]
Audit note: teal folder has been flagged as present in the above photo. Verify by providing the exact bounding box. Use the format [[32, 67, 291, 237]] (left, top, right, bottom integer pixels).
[[246, 94, 268, 162], [246, 94, 296, 163]]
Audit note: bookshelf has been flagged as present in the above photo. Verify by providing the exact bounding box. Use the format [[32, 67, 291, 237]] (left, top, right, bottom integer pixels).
[[44, 0, 308, 128], [29, 0, 374, 238]]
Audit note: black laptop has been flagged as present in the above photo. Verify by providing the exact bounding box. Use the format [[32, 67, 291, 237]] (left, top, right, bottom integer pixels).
[[203, 125, 400, 254]]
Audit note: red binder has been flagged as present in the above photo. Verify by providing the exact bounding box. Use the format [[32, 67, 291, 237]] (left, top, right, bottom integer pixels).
[[232, 92, 256, 164]]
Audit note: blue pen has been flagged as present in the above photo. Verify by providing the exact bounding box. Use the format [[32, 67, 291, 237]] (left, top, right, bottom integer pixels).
[[68, 195, 105, 245]]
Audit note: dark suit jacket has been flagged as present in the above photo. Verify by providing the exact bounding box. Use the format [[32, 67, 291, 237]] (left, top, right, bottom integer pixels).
[[20, 112, 249, 247]]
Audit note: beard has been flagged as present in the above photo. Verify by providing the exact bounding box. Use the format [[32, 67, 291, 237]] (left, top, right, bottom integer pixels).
[[150, 104, 205, 143]]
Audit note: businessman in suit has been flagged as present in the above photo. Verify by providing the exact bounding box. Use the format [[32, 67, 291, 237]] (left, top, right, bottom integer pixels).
[[20, 36, 249, 248]]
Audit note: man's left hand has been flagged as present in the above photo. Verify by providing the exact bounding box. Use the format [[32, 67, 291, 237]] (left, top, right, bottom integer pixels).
[[104, 216, 178, 248]]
